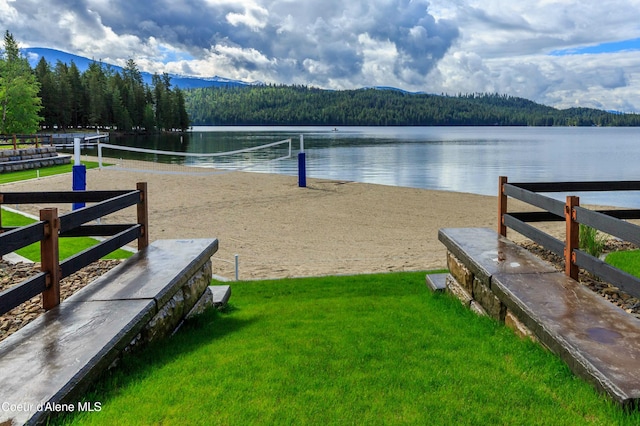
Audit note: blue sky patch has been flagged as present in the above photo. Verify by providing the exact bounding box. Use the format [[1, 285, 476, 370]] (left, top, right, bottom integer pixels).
[[157, 46, 195, 63], [550, 38, 640, 56]]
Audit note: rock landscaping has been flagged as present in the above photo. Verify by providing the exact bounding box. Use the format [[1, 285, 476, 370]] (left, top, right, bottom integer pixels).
[[0, 147, 70, 172], [0, 259, 120, 342]]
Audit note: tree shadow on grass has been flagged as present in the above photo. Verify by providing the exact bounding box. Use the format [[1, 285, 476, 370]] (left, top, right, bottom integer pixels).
[[54, 305, 258, 424]]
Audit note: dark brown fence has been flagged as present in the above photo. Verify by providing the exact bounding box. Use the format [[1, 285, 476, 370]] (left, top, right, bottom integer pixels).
[[498, 176, 640, 299], [0, 135, 53, 149], [0, 182, 148, 314]]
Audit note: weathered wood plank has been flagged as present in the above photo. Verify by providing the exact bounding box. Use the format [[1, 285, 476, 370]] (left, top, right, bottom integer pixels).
[[0, 273, 47, 316]]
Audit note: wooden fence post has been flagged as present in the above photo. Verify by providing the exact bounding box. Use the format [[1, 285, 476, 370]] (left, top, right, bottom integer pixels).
[[498, 176, 508, 237], [565, 196, 580, 280], [12, 134, 17, 150], [41, 208, 61, 310], [137, 182, 149, 250]]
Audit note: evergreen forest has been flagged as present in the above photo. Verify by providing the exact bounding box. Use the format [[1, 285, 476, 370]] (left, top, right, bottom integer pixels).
[[7, 21, 640, 133], [33, 58, 190, 132], [184, 85, 640, 127]]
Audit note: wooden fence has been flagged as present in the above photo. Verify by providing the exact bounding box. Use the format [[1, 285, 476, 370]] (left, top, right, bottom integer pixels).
[[498, 176, 640, 299], [0, 182, 148, 314], [0, 135, 53, 149]]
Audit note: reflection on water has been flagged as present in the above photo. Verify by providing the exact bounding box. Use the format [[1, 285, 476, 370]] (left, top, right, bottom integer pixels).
[[100, 126, 640, 207]]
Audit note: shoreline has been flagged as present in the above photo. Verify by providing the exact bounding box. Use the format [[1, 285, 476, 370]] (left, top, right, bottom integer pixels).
[[2, 166, 505, 280]]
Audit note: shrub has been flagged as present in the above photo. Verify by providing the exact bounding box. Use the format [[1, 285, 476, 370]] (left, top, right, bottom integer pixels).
[[579, 224, 607, 258]]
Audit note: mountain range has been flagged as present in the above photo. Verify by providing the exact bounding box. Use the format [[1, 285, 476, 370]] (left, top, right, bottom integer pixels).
[[21, 47, 629, 118], [22, 47, 253, 90]]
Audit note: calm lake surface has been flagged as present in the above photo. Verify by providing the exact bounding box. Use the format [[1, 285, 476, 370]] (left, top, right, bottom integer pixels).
[[109, 126, 640, 207]]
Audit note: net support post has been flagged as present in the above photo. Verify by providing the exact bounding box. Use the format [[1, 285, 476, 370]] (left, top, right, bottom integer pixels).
[[298, 134, 306, 188], [98, 143, 103, 169], [72, 137, 86, 210]]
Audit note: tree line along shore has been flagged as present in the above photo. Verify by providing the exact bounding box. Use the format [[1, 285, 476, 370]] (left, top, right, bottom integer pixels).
[[183, 85, 640, 127], [4, 30, 640, 135]]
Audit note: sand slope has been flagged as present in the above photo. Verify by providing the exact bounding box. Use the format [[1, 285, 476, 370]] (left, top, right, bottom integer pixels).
[[2, 168, 502, 279]]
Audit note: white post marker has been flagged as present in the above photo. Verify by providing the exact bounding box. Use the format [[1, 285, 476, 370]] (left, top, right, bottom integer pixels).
[[74, 137, 81, 166]]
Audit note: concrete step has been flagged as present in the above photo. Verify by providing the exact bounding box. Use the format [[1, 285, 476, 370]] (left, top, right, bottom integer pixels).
[[425, 273, 447, 293], [210, 285, 231, 307]]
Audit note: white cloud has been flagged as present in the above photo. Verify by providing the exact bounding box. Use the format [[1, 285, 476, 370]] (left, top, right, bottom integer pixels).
[[225, 3, 269, 30], [2, 0, 640, 110]]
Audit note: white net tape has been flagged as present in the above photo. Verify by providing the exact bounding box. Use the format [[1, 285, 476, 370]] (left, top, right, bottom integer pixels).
[[97, 139, 292, 175]]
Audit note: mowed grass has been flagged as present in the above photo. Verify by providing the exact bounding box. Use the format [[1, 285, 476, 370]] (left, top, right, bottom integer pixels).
[[607, 250, 640, 278], [1, 208, 132, 261], [1, 161, 131, 261], [0, 161, 100, 185], [54, 272, 639, 425]]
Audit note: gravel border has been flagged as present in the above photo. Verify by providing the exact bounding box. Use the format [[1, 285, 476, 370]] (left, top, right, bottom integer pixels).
[[0, 259, 120, 342]]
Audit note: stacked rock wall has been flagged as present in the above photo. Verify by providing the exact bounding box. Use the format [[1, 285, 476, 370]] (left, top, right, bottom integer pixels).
[[0, 147, 70, 172], [445, 251, 537, 341]]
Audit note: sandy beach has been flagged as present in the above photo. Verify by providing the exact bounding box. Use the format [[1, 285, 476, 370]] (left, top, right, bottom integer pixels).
[[2, 166, 511, 280]]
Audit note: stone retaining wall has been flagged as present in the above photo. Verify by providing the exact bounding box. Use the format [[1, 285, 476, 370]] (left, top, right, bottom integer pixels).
[[0, 147, 70, 173], [446, 251, 537, 341], [129, 258, 214, 352]]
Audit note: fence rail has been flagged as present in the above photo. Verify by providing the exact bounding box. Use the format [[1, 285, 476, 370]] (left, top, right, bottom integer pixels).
[[0, 182, 148, 315], [0, 134, 53, 149], [498, 176, 640, 299]]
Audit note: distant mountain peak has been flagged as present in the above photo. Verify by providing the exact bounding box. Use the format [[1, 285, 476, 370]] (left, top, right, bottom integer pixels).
[[23, 47, 254, 90]]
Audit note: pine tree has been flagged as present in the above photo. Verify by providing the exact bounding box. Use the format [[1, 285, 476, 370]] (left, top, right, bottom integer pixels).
[[53, 61, 72, 129], [122, 59, 146, 129], [66, 62, 85, 128], [34, 57, 57, 129], [174, 88, 190, 131], [83, 61, 108, 128]]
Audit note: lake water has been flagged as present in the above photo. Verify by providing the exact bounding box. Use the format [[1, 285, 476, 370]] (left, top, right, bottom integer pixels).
[[110, 126, 640, 207]]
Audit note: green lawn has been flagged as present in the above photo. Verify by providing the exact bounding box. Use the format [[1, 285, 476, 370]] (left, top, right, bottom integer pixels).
[[2, 208, 132, 261], [53, 272, 639, 425], [606, 250, 640, 278], [1, 161, 130, 261], [0, 161, 100, 184]]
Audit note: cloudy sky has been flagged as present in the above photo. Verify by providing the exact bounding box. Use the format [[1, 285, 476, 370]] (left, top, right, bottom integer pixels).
[[2, 0, 640, 111]]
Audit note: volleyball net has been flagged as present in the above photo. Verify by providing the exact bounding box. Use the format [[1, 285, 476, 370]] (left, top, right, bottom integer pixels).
[[97, 138, 293, 175]]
